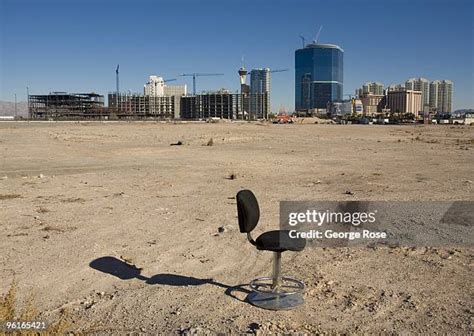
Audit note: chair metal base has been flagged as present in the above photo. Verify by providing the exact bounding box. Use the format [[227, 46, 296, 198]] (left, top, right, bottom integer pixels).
[[246, 252, 305, 310], [249, 276, 305, 295], [247, 291, 304, 310]]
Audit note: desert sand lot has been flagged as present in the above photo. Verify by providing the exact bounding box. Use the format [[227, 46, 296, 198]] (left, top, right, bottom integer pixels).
[[0, 121, 473, 334]]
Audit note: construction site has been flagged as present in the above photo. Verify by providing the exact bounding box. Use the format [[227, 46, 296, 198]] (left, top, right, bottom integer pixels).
[[28, 92, 104, 120], [180, 91, 240, 120], [107, 93, 180, 120], [26, 65, 283, 121]]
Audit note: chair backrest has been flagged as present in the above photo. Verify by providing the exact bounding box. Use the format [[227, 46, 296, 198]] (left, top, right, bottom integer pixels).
[[236, 189, 260, 233]]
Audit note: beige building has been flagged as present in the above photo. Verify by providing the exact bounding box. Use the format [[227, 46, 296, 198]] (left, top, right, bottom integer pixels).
[[360, 94, 386, 115], [405, 78, 430, 108], [387, 90, 422, 117]]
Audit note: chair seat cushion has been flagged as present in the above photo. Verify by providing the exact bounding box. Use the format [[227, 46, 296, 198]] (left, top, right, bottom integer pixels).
[[255, 230, 306, 252]]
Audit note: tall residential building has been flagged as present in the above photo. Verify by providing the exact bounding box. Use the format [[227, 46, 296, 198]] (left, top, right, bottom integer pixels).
[[250, 68, 271, 118], [387, 84, 405, 92], [357, 82, 384, 96], [144, 76, 165, 97], [429, 80, 453, 113], [295, 43, 344, 111], [386, 90, 422, 117], [405, 78, 429, 108], [144, 75, 187, 97]]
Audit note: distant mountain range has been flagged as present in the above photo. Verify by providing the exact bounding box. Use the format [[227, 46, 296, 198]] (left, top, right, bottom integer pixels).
[[454, 109, 474, 114], [0, 101, 28, 117]]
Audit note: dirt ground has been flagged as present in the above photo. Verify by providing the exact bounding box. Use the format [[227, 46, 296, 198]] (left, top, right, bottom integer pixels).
[[0, 121, 473, 335]]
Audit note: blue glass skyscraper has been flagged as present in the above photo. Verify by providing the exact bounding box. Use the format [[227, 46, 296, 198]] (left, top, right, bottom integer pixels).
[[295, 43, 344, 111]]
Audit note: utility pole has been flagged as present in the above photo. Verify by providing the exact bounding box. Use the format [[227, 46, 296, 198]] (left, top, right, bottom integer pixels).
[[116, 64, 120, 113], [14, 94, 17, 117], [26, 87, 30, 119]]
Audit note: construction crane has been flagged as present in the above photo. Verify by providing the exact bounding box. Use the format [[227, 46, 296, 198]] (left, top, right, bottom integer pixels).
[[313, 25, 323, 44], [180, 73, 224, 95], [163, 78, 177, 83], [298, 35, 307, 48]]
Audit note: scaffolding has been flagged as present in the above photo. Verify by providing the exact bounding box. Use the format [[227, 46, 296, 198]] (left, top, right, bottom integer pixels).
[[29, 92, 104, 120]]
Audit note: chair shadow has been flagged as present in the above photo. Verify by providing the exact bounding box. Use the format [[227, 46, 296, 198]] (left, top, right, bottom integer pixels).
[[146, 273, 212, 286], [89, 256, 250, 303], [89, 256, 146, 280]]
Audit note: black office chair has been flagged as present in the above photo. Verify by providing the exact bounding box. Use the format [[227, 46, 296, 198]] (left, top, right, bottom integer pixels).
[[236, 189, 306, 310]]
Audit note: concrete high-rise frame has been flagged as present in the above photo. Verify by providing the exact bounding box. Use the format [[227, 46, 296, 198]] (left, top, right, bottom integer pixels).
[[29, 92, 104, 119]]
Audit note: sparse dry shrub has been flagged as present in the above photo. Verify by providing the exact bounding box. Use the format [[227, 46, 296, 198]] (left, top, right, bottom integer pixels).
[[0, 194, 22, 200], [0, 280, 72, 336], [18, 293, 38, 322], [0, 280, 17, 321]]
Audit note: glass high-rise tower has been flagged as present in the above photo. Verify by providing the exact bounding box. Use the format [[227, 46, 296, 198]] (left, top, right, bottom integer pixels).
[[250, 68, 271, 118], [295, 43, 344, 111]]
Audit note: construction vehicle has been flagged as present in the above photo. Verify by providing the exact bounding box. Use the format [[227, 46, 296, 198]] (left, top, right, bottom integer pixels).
[[272, 113, 294, 124]]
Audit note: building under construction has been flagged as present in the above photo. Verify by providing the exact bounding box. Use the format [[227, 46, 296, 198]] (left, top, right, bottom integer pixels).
[[108, 93, 180, 119], [181, 91, 241, 120], [28, 92, 104, 119]]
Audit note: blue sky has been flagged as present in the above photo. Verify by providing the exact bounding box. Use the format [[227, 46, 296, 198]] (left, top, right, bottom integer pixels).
[[1, 0, 473, 110]]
